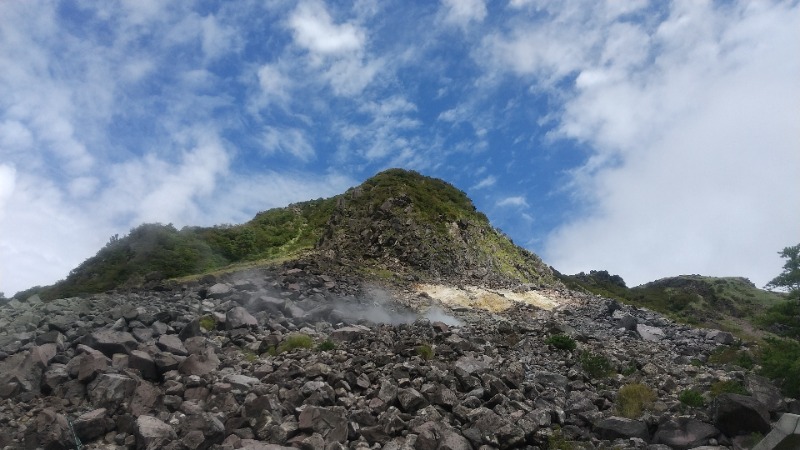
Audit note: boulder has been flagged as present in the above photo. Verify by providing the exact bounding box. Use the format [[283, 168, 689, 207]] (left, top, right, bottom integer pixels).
[[135, 415, 177, 450], [706, 330, 736, 344], [82, 329, 138, 357], [652, 418, 719, 449], [636, 324, 665, 342], [594, 416, 650, 440], [73, 408, 114, 442], [297, 406, 348, 443], [157, 334, 189, 356], [226, 306, 258, 330], [713, 393, 771, 436], [88, 373, 138, 411]]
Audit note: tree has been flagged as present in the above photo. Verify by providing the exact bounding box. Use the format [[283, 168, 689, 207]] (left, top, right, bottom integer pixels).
[[766, 244, 800, 300]]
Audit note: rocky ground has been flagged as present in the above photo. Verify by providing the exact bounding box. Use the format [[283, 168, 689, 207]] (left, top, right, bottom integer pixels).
[[0, 261, 797, 450]]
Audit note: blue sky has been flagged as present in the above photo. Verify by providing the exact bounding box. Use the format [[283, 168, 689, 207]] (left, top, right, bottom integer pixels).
[[1, 0, 798, 296]]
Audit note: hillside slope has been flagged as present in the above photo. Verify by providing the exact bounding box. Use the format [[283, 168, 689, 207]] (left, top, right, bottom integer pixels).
[[21, 169, 557, 299]]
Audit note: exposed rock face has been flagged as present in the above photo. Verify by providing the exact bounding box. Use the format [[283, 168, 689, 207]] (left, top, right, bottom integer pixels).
[[0, 263, 794, 449]]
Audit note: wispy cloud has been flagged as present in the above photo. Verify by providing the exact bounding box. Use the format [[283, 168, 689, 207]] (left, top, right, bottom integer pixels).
[[497, 196, 528, 208], [471, 175, 496, 190]]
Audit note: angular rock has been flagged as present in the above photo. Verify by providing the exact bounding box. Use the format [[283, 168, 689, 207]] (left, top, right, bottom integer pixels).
[[713, 393, 771, 436], [594, 416, 650, 440], [297, 406, 348, 443], [135, 415, 177, 450], [88, 373, 138, 411], [129, 349, 158, 380], [73, 408, 114, 442], [157, 334, 189, 356], [82, 329, 139, 357], [636, 324, 665, 342], [226, 306, 258, 330], [652, 418, 719, 450], [706, 330, 735, 344], [397, 388, 428, 413]]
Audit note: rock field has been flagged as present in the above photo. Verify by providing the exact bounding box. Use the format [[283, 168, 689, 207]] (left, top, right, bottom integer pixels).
[[0, 261, 796, 450]]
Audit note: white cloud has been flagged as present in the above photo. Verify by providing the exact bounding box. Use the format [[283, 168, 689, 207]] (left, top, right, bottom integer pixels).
[[537, 1, 800, 286], [289, 1, 365, 56], [471, 175, 496, 190], [497, 196, 528, 207], [440, 0, 487, 28], [256, 64, 293, 107], [263, 126, 316, 161], [287, 0, 380, 96]]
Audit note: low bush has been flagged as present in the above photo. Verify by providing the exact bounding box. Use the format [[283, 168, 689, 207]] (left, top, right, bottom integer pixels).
[[580, 351, 614, 379], [679, 389, 705, 407], [277, 334, 314, 353], [758, 337, 800, 398], [199, 315, 217, 332], [416, 344, 434, 360], [710, 380, 748, 397], [708, 345, 754, 369], [616, 383, 656, 418], [317, 340, 336, 351], [546, 334, 577, 351]]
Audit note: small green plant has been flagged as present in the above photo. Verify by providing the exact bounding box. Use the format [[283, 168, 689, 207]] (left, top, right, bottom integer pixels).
[[416, 344, 434, 360], [546, 334, 577, 351], [277, 333, 314, 353], [240, 349, 258, 362], [199, 315, 217, 331], [708, 345, 754, 369], [620, 362, 638, 376], [616, 383, 656, 418], [317, 340, 336, 351], [679, 389, 705, 407], [710, 380, 748, 397], [547, 425, 575, 450], [580, 351, 614, 379]]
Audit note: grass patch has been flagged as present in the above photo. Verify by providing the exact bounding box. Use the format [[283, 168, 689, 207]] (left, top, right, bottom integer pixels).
[[199, 314, 217, 332], [758, 337, 800, 398], [708, 345, 754, 369], [616, 383, 656, 418], [710, 380, 748, 397], [679, 389, 705, 407], [580, 351, 615, 379], [416, 344, 434, 360], [546, 334, 577, 351], [547, 426, 576, 450], [317, 340, 336, 351], [277, 333, 314, 354]]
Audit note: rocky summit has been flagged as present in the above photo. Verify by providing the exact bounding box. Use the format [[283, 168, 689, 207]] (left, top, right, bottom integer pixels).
[[1, 260, 798, 450]]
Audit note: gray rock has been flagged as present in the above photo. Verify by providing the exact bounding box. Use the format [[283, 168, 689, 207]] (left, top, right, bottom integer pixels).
[[297, 406, 348, 443], [594, 416, 650, 440], [129, 350, 158, 380], [706, 330, 735, 344], [88, 373, 137, 411], [157, 334, 189, 356], [714, 393, 771, 436], [745, 374, 786, 413], [135, 415, 177, 450], [207, 283, 232, 299], [226, 306, 258, 330], [73, 408, 114, 442], [82, 329, 138, 357], [652, 418, 719, 449], [397, 388, 428, 413], [636, 324, 665, 341]]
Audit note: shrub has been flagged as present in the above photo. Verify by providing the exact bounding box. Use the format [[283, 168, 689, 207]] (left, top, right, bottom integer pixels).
[[416, 344, 434, 360], [679, 389, 705, 407], [277, 334, 314, 353], [758, 337, 800, 397], [616, 383, 656, 418], [547, 426, 575, 450], [317, 340, 336, 351], [710, 380, 748, 397], [580, 351, 614, 379], [546, 334, 577, 351], [199, 315, 217, 332], [708, 345, 754, 369]]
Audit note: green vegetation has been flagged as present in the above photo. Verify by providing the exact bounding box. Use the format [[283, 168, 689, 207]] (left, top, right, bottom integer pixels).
[[710, 380, 748, 397], [765, 243, 800, 300], [580, 351, 614, 379], [708, 345, 754, 369], [415, 344, 434, 360], [679, 389, 705, 407], [317, 340, 336, 351], [546, 334, 577, 351], [546, 426, 576, 450], [758, 337, 800, 397], [199, 315, 217, 332], [17, 168, 557, 299], [276, 334, 314, 354], [616, 383, 656, 418]]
